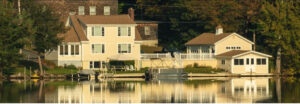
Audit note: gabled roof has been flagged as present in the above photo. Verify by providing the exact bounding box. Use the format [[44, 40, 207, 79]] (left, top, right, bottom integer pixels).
[[58, 26, 80, 42], [70, 16, 89, 41], [59, 16, 89, 42], [216, 50, 272, 58], [77, 15, 136, 24], [185, 33, 232, 45]]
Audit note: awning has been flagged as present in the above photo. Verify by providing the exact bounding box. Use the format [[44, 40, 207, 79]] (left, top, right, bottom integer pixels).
[[108, 54, 136, 61]]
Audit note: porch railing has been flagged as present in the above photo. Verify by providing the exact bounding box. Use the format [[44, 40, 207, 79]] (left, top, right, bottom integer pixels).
[[141, 53, 172, 59], [141, 53, 215, 60]]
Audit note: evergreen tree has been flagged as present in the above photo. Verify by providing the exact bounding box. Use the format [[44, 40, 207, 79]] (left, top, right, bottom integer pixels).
[[22, 0, 67, 76], [0, 2, 35, 77], [258, 0, 300, 74]]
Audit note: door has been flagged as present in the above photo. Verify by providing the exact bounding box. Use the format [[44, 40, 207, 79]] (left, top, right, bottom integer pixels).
[[245, 58, 256, 73]]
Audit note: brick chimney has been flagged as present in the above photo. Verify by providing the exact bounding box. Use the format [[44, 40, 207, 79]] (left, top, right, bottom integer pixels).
[[216, 25, 223, 35], [128, 8, 134, 20]]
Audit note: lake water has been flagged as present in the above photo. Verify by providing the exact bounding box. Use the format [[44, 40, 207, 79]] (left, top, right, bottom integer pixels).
[[0, 77, 299, 103]]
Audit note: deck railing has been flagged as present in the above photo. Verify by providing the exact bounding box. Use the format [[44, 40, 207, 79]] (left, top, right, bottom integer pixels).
[[141, 53, 172, 59], [141, 53, 215, 60]]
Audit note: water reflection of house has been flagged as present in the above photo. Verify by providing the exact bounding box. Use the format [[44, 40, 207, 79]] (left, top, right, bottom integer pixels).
[[55, 81, 142, 103], [217, 78, 271, 103], [48, 78, 272, 103]]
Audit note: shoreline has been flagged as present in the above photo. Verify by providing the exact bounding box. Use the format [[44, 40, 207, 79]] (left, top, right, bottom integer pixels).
[[5, 72, 286, 79]]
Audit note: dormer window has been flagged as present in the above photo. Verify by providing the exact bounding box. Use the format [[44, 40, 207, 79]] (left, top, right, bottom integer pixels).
[[145, 26, 150, 35], [78, 6, 85, 15], [90, 6, 96, 15], [104, 6, 110, 15]]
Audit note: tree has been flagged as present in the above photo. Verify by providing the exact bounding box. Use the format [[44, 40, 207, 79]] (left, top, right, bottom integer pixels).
[[22, 0, 67, 76], [0, 2, 35, 78], [258, 0, 300, 74]]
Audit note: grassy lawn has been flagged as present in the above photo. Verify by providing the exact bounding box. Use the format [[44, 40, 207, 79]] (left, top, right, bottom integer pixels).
[[184, 66, 224, 74], [45, 68, 78, 75]]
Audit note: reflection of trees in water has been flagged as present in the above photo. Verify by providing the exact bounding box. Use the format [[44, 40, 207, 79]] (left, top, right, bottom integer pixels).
[[107, 81, 135, 92], [0, 80, 40, 103]]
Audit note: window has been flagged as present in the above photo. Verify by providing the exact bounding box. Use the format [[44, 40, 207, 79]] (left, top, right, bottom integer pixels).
[[246, 58, 250, 65], [128, 27, 131, 36], [78, 6, 85, 15], [262, 58, 266, 65], [257, 58, 266, 65], [221, 59, 225, 65], [64, 45, 68, 55], [118, 27, 130, 36], [59, 45, 64, 55], [70, 45, 80, 55], [226, 46, 230, 50], [237, 47, 241, 50], [239, 59, 244, 65], [118, 44, 131, 53], [104, 6, 110, 15], [75, 45, 79, 55], [92, 26, 104, 36], [71, 45, 75, 55], [257, 58, 262, 65], [92, 44, 105, 53], [234, 59, 239, 65], [231, 47, 236, 50], [90, 61, 106, 69], [234, 59, 244, 65], [59, 45, 69, 55], [251, 58, 254, 65], [89, 6, 96, 15], [145, 26, 150, 35]]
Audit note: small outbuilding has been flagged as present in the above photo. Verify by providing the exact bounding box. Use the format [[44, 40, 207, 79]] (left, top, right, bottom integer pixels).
[[216, 50, 272, 74]]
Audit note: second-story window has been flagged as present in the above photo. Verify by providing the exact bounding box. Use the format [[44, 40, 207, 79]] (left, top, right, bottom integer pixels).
[[118, 27, 130, 36], [92, 44, 105, 53], [78, 6, 85, 15], [145, 26, 150, 35], [90, 6, 96, 15], [118, 44, 131, 53], [104, 6, 110, 15], [92, 26, 104, 36]]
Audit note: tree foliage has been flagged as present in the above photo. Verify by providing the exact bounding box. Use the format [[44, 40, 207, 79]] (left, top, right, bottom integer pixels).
[[22, 0, 67, 53], [0, 2, 35, 76], [258, 0, 300, 72]]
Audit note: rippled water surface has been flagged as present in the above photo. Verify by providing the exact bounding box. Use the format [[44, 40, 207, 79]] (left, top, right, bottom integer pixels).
[[0, 77, 300, 103]]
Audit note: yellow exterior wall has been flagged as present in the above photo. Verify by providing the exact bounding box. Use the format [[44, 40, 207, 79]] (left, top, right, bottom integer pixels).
[[217, 58, 232, 72], [231, 53, 269, 74], [215, 34, 253, 55], [53, 24, 141, 70]]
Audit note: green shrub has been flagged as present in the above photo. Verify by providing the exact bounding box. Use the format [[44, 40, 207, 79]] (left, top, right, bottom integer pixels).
[[64, 64, 77, 69]]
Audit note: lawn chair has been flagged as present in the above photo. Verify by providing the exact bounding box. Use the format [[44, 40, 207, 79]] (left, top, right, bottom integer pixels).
[[125, 65, 130, 71], [130, 65, 135, 71]]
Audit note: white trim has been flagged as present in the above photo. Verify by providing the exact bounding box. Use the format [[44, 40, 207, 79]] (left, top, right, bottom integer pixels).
[[215, 33, 254, 45]]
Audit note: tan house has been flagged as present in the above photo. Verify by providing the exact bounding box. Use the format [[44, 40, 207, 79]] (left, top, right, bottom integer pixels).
[[185, 25, 271, 74], [45, 14, 141, 70]]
